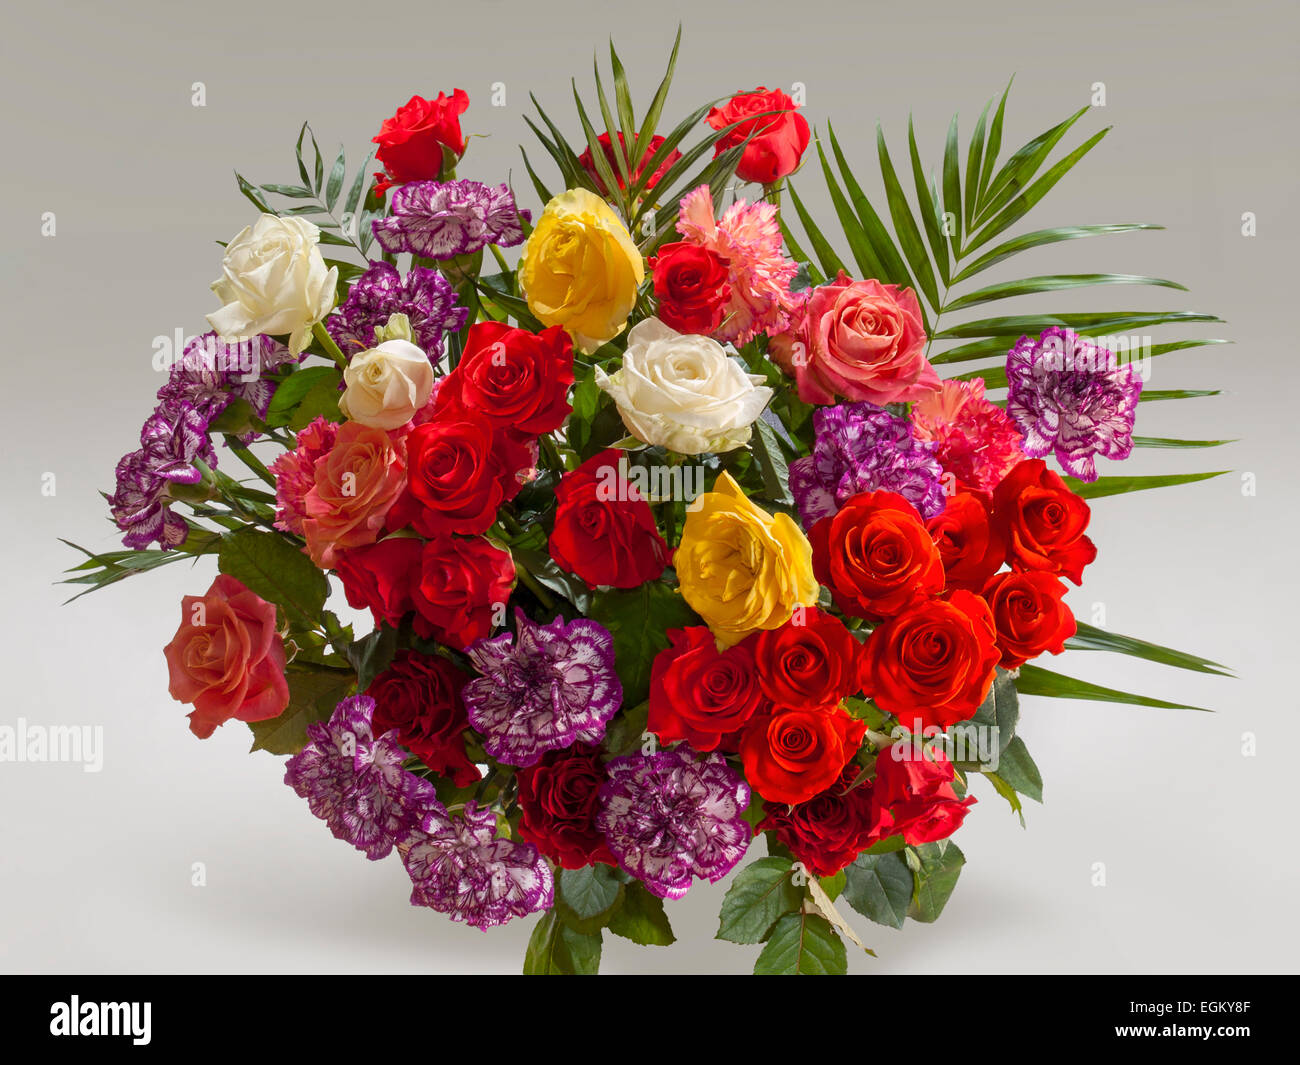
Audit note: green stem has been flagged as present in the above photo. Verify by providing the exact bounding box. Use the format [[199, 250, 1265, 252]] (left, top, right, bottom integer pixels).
[[514, 563, 556, 610], [312, 321, 349, 370], [539, 434, 566, 473], [489, 244, 511, 275], [223, 435, 275, 487]]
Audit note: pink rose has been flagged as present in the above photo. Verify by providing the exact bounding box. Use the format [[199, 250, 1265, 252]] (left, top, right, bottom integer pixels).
[[163, 574, 290, 739], [770, 273, 940, 406], [301, 421, 407, 568]]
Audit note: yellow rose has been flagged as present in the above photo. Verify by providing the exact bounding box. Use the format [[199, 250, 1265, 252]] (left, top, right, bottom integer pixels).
[[676, 472, 818, 646], [519, 189, 644, 353]]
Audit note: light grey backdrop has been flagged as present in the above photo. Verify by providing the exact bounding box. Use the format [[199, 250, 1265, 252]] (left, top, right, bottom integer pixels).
[[1, 0, 1296, 974]]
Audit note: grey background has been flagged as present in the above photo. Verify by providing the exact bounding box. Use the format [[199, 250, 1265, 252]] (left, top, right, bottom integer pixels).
[[1, 0, 1296, 973]]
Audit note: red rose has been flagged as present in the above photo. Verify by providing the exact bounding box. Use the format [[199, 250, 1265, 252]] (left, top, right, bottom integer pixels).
[[871, 744, 975, 846], [435, 321, 574, 436], [982, 570, 1076, 669], [810, 490, 944, 619], [387, 411, 531, 537], [860, 590, 1000, 731], [549, 449, 670, 590], [412, 535, 515, 649], [753, 607, 860, 711], [926, 488, 1005, 591], [163, 575, 289, 739], [368, 650, 478, 787], [648, 627, 766, 752], [757, 766, 880, 877], [372, 90, 469, 193], [706, 87, 811, 185], [648, 241, 732, 335], [578, 132, 682, 195], [992, 459, 1097, 585], [333, 536, 423, 629], [516, 743, 616, 869], [740, 705, 866, 805]]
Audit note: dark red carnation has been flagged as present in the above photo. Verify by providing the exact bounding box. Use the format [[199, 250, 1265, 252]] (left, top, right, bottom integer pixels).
[[648, 241, 732, 335], [648, 627, 766, 752], [926, 487, 1006, 591], [753, 607, 860, 711], [549, 449, 670, 590], [706, 87, 811, 185], [368, 649, 478, 787], [515, 743, 615, 869]]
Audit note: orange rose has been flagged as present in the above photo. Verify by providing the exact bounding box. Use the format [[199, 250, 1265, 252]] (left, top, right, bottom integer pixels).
[[302, 422, 407, 568]]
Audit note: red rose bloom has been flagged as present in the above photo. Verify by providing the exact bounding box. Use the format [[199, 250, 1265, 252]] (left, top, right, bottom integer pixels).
[[648, 627, 766, 752], [992, 459, 1097, 585], [549, 449, 670, 590], [412, 535, 515, 649], [515, 743, 616, 869], [648, 241, 732, 335], [758, 766, 880, 878], [372, 90, 469, 194], [368, 650, 478, 787], [753, 607, 860, 711], [740, 705, 866, 806], [871, 744, 975, 846], [860, 590, 1000, 731], [926, 487, 1006, 591], [810, 490, 944, 619], [706, 87, 811, 185], [162, 575, 289, 739], [578, 131, 682, 195], [982, 570, 1076, 669], [435, 321, 574, 436], [333, 536, 424, 629], [387, 411, 531, 537]]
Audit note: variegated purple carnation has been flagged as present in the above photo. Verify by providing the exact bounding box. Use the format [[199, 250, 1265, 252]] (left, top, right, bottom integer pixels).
[[596, 747, 751, 900], [789, 401, 946, 526], [284, 695, 443, 860], [1006, 326, 1144, 482], [462, 611, 621, 767], [157, 332, 298, 425], [372, 179, 530, 259], [108, 401, 213, 549], [400, 801, 554, 930], [326, 261, 467, 360]]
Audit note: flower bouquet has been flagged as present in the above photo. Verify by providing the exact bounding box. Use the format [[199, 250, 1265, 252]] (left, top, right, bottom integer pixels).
[[65, 31, 1231, 974]]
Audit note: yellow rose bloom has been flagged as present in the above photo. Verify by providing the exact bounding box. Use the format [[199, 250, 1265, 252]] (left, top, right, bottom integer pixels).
[[676, 472, 818, 647], [519, 188, 644, 353]]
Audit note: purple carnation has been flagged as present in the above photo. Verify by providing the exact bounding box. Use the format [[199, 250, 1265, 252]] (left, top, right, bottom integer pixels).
[[400, 801, 554, 931], [789, 401, 946, 526], [158, 332, 298, 426], [372, 179, 530, 259], [596, 747, 751, 900], [284, 695, 443, 860], [326, 261, 467, 360], [1006, 326, 1144, 482], [462, 610, 622, 767], [108, 401, 213, 549]]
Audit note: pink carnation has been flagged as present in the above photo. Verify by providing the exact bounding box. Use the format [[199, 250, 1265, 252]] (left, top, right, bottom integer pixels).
[[910, 378, 1025, 493], [675, 185, 797, 346], [270, 417, 339, 536]]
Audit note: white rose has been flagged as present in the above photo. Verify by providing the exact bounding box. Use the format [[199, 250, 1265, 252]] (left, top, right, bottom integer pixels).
[[594, 318, 774, 454], [338, 339, 435, 430], [207, 214, 338, 355]]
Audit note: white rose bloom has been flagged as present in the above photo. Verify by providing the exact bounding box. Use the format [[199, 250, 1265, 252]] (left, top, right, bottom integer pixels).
[[338, 339, 435, 430], [594, 318, 774, 455], [207, 214, 338, 355]]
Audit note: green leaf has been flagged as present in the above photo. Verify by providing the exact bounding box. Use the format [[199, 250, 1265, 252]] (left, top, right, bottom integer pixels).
[[1065, 620, 1232, 676], [907, 841, 965, 923], [235, 172, 273, 213], [325, 144, 346, 211], [555, 864, 626, 934], [942, 113, 962, 254], [996, 736, 1043, 803], [1064, 470, 1229, 498], [750, 416, 793, 504], [754, 912, 847, 975], [815, 134, 888, 285], [932, 310, 1221, 342], [628, 26, 681, 197], [983, 771, 1025, 825], [842, 851, 912, 930], [907, 117, 950, 286], [289, 377, 346, 430], [974, 106, 1089, 228], [964, 96, 991, 232], [608, 40, 637, 157], [347, 624, 399, 692], [1140, 388, 1222, 402], [524, 910, 603, 975], [955, 665, 1019, 756], [1133, 436, 1235, 449], [217, 527, 328, 630], [247, 667, 354, 754], [951, 224, 1163, 284], [264, 366, 341, 427], [975, 78, 1013, 210], [608, 881, 676, 946], [602, 699, 649, 756], [943, 272, 1185, 313], [589, 582, 698, 705], [1016, 664, 1212, 711], [716, 857, 803, 945], [786, 182, 848, 279]]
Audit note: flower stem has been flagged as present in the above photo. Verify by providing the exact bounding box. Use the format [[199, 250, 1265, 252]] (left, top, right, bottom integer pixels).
[[312, 321, 349, 370], [513, 562, 556, 611]]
